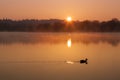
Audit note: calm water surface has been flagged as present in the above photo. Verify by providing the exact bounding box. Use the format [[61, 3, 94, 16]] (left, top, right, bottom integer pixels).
[[0, 32, 120, 80]]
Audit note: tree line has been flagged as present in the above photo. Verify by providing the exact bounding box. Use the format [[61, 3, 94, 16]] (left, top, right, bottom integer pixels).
[[0, 18, 120, 32]]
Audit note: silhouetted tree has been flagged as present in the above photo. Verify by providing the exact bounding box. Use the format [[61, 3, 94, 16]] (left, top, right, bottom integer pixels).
[[0, 18, 120, 32]]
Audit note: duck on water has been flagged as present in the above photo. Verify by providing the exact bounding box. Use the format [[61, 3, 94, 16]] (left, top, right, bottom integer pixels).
[[66, 58, 88, 64], [80, 58, 88, 64]]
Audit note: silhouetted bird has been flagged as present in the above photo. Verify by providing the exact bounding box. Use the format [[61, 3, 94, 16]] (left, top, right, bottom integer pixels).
[[80, 58, 88, 64]]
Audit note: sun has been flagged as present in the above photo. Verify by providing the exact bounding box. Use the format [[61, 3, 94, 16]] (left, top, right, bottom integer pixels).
[[66, 16, 72, 22]]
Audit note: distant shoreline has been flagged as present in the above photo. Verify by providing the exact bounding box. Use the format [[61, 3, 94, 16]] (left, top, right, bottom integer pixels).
[[0, 31, 120, 33], [0, 18, 120, 32]]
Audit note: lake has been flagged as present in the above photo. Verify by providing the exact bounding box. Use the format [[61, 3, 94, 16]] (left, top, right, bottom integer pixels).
[[0, 32, 120, 80]]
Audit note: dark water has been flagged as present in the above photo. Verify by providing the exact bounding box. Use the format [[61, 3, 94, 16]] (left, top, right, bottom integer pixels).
[[0, 32, 120, 80]]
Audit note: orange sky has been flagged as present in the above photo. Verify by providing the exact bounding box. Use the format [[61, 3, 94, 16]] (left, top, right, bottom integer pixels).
[[0, 0, 120, 21]]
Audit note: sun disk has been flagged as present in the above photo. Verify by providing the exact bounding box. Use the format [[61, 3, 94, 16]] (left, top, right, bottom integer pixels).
[[67, 16, 72, 22]]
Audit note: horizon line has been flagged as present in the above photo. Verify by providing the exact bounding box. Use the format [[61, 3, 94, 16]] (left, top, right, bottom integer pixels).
[[0, 18, 120, 22]]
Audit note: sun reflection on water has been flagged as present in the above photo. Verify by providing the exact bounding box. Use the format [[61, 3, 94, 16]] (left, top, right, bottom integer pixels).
[[66, 60, 74, 64], [67, 38, 72, 48]]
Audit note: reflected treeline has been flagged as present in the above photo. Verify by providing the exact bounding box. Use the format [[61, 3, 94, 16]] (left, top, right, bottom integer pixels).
[[0, 32, 120, 46], [0, 18, 120, 32]]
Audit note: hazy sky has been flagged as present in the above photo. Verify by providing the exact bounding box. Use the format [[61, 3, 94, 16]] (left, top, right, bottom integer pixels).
[[0, 0, 120, 21]]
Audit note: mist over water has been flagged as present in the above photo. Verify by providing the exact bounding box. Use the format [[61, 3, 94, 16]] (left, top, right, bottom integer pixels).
[[0, 32, 120, 46], [0, 32, 120, 80]]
